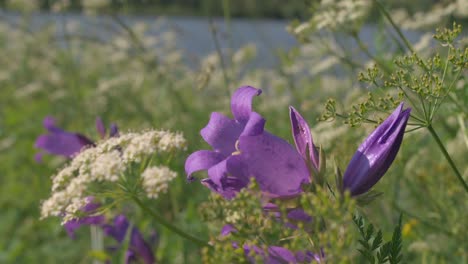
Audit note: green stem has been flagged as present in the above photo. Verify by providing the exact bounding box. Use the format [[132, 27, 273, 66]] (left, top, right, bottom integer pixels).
[[131, 195, 209, 247], [374, 0, 431, 72], [90, 226, 104, 264], [427, 125, 468, 193], [373, 0, 415, 55], [209, 19, 231, 96]]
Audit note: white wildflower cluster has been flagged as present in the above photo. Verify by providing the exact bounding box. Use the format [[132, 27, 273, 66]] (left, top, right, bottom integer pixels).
[[122, 130, 187, 162], [141, 166, 178, 199], [225, 209, 243, 224], [41, 130, 186, 221], [312, 0, 372, 32]]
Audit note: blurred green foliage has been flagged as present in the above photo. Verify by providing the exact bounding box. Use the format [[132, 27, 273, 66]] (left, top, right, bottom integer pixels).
[[0, 0, 467, 263], [0, 0, 453, 19]]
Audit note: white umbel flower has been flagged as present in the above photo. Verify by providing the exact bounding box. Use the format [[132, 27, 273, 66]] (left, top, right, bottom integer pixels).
[[41, 129, 186, 220], [141, 166, 177, 199], [89, 150, 125, 182]]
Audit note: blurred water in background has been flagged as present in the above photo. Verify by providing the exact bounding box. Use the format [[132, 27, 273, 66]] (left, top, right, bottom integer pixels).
[[0, 10, 423, 68]]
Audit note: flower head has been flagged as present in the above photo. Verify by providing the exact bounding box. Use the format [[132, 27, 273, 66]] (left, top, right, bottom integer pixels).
[[41, 130, 185, 221], [141, 166, 178, 199], [342, 103, 411, 196], [185, 86, 310, 199]]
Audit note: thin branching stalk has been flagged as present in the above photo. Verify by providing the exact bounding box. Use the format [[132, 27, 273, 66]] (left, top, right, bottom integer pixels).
[[208, 19, 231, 96], [427, 125, 468, 192], [375, 0, 467, 192]]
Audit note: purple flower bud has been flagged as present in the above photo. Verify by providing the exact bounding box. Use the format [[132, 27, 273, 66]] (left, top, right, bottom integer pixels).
[[343, 103, 411, 196], [289, 106, 319, 172]]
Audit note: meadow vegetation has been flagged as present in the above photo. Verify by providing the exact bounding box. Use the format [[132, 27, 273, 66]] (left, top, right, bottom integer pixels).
[[0, 0, 467, 263]]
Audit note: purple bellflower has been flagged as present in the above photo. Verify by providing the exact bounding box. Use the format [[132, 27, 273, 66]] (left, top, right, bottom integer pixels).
[[34, 116, 118, 162], [185, 86, 311, 199], [342, 103, 411, 196]]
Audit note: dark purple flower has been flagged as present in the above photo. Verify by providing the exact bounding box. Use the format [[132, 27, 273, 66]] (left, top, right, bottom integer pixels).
[[34, 116, 119, 162], [185, 86, 310, 199], [34, 116, 94, 161], [104, 215, 155, 264], [342, 103, 411, 196]]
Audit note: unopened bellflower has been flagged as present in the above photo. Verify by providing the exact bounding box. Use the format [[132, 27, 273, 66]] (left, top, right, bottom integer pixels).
[[289, 106, 320, 173], [342, 103, 411, 196]]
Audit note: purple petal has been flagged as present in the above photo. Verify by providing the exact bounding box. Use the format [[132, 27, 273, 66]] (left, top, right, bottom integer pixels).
[[231, 86, 262, 123], [207, 159, 228, 188], [63, 215, 106, 239], [343, 103, 411, 195], [267, 246, 296, 264], [110, 123, 119, 137], [201, 177, 246, 200], [185, 150, 225, 181], [34, 152, 44, 163], [296, 250, 324, 263], [201, 112, 243, 156], [125, 250, 136, 264], [237, 133, 310, 197], [103, 215, 129, 243], [128, 227, 155, 264], [202, 155, 250, 198], [43, 116, 58, 131], [96, 117, 106, 139], [62, 197, 105, 238], [287, 208, 312, 222], [35, 132, 94, 158], [289, 106, 319, 170], [220, 224, 237, 237], [240, 112, 266, 137], [36, 117, 95, 158], [82, 197, 101, 212], [243, 244, 266, 263]]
